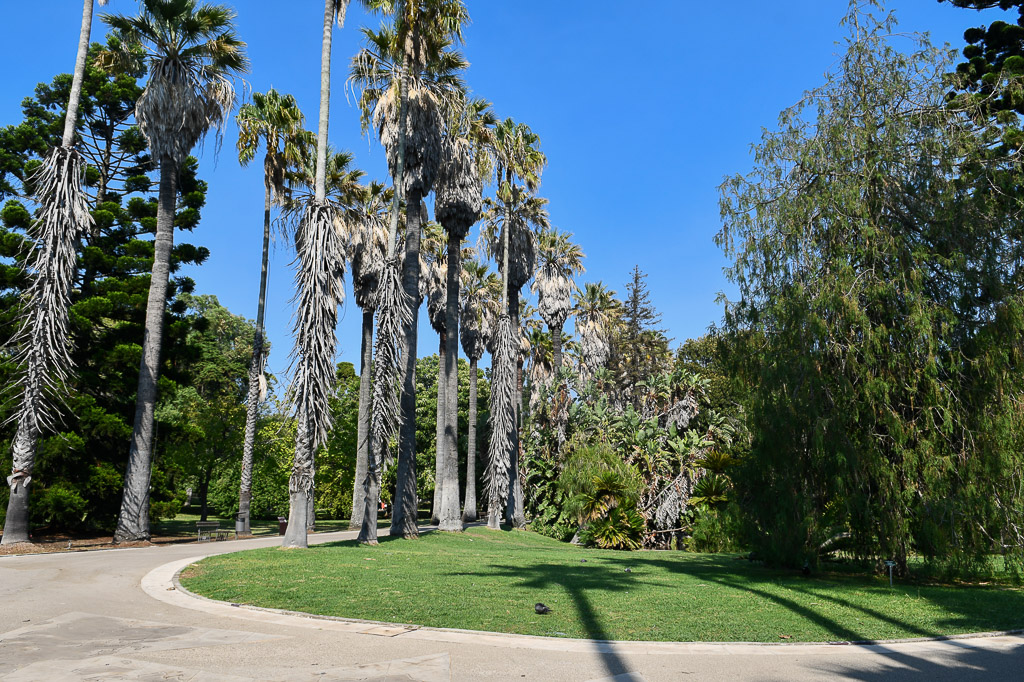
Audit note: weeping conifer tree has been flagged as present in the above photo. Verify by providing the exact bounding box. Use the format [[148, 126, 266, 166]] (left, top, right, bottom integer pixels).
[[0, 0, 106, 546]]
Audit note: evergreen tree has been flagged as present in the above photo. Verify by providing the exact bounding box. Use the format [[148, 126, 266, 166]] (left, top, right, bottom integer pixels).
[[0, 42, 211, 534], [609, 266, 671, 409]]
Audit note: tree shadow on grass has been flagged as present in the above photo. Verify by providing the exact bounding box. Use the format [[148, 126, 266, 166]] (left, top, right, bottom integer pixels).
[[635, 554, 1024, 643], [485, 560, 664, 679]]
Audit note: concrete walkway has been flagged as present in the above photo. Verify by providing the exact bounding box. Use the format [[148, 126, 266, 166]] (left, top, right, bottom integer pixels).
[[1, 528, 1021, 681]]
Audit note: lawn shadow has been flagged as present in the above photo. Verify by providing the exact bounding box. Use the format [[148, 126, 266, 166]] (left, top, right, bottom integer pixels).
[[634, 553, 1024, 643], [486, 560, 653, 678]]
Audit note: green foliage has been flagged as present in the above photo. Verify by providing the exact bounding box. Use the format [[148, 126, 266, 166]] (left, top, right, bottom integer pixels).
[[717, 4, 1024, 576], [0, 39, 213, 532], [558, 443, 644, 550]]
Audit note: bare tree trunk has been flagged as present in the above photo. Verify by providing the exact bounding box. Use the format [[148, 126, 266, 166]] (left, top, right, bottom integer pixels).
[[62, 0, 95, 148], [307, 476, 316, 532], [349, 308, 373, 529], [199, 464, 212, 522], [438, 229, 463, 532], [283, 414, 312, 548], [431, 333, 445, 524], [238, 173, 273, 536], [2, 420, 37, 545], [390, 188, 422, 538], [462, 356, 478, 522], [114, 157, 178, 543], [314, 0, 335, 204], [551, 323, 563, 374], [506, 289, 526, 528]]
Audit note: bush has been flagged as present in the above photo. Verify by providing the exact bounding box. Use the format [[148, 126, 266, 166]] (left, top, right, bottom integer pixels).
[[687, 505, 743, 553], [32, 483, 88, 531]]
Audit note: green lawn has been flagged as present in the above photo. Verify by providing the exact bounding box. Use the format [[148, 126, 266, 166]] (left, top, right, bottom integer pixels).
[[179, 527, 1024, 642]]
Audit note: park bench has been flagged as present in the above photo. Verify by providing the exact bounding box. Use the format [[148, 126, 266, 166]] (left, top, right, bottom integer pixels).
[[195, 521, 235, 543]]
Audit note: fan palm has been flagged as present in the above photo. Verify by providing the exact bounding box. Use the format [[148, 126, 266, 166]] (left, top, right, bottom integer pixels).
[[349, 5, 467, 541], [459, 260, 499, 521], [574, 282, 621, 388], [234, 88, 311, 536], [430, 94, 494, 532], [533, 228, 584, 374], [480, 166, 548, 529], [98, 0, 248, 543], [2, 0, 108, 546], [347, 181, 391, 531], [276, 0, 366, 548], [280, 146, 364, 541], [421, 220, 449, 525]]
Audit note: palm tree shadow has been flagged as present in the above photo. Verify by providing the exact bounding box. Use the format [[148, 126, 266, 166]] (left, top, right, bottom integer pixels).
[[814, 638, 1024, 681], [486, 560, 654, 678]]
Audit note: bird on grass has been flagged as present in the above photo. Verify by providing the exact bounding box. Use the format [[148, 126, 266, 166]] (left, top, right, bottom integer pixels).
[[535, 603, 551, 615]]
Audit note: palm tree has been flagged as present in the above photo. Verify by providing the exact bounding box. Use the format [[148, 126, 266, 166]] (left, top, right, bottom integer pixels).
[[533, 228, 584, 374], [349, 6, 467, 542], [459, 260, 499, 521], [98, 0, 248, 543], [234, 89, 311, 536], [2, 0, 108, 546], [421, 220, 449, 525], [575, 282, 621, 388], [348, 181, 391, 531], [275, 0, 366, 548], [430, 94, 494, 532], [280, 146, 364, 541], [481, 164, 548, 529]]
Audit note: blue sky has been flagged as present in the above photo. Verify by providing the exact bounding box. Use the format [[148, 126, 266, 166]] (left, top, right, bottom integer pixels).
[[0, 1, 1003, 379]]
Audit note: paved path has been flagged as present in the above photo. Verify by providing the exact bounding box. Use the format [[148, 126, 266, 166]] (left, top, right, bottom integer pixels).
[[1, 528, 1021, 681]]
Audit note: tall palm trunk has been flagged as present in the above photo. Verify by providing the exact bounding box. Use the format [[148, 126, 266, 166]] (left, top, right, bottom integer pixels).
[[506, 288, 526, 528], [3, 0, 99, 546], [390, 187, 422, 538], [438, 229, 463, 531], [237, 171, 272, 535], [349, 308, 374, 529], [284, 0, 340, 550], [114, 157, 178, 543], [431, 332, 445, 524], [551, 323, 563, 374], [462, 355, 478, 522]]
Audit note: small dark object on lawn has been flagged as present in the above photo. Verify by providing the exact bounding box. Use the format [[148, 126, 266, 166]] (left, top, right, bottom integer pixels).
[[535, 603, 550, 614], [624, 568, 631, 573], [580, 559, 587, 563]]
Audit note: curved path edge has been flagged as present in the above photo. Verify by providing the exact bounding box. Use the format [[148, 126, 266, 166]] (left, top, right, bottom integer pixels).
[[142, 548, 1024, 657]]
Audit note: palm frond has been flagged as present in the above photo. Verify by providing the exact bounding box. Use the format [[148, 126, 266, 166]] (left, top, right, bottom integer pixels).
[[485, 313, 517, 518]]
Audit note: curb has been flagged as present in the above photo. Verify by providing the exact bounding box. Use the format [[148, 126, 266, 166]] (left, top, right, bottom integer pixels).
[[140, 538, 1024, 656]]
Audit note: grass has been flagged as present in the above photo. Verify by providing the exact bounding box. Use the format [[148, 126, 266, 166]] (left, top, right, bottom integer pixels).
[[178, 526, 1024, 643]]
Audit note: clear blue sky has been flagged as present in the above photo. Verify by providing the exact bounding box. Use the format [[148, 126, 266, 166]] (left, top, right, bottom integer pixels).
[[0, 1, 1003, 379]]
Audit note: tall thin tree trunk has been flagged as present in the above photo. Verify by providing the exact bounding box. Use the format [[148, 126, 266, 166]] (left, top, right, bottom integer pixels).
[[551, 324, 563, 374], [350, 308, 374, 529], [114, 157, 178, 543], [439, 229, 463, 531], [390, 188, 422, 538], [2, 419, 37, 545], [431, 333, 445, 524], [506, 289, 526, 528], [462, 356, 478, 522], [238, 173, 273, 535], [199, 464, 212, 522], [283, 413, 312, 548], [63, 0, 95, 149]]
